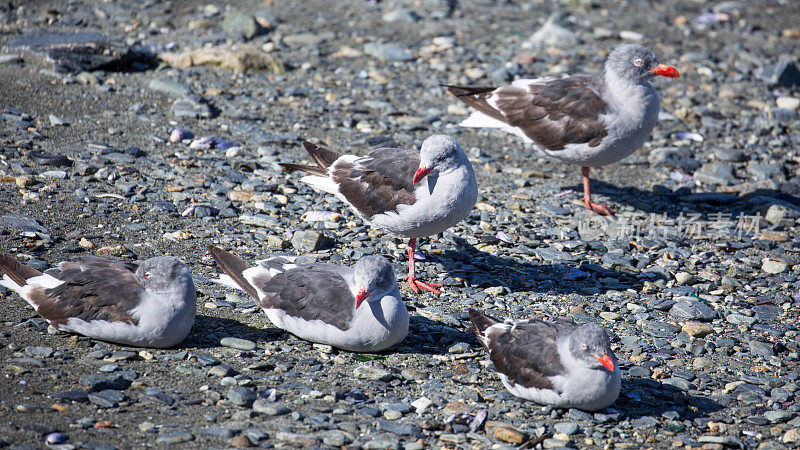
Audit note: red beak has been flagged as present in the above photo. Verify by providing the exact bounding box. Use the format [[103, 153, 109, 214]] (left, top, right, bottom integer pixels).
[[354, 287, 370, 309], [594, 354, 615, 372], [413, 167, 432, 184], [649, 64, 680, 78]]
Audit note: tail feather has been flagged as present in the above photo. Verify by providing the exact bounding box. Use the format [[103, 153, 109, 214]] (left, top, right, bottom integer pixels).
[[279, 140, 343, 176], [0, 254, 42, 288], [206, 245, 260, 300], [468, 308, 501, 351], [443, 84, 509, 124]]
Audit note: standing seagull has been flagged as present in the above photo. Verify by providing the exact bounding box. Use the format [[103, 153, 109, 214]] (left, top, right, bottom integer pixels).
[[207, 245, 408, 352], [279, 134, 478, 294], [446, 44, 679, 215], [0, 254, 196, 348], [469, 309, 621, 411]]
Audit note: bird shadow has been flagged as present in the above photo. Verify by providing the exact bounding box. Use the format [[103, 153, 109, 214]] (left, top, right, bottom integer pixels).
[[615, 378, 724, 422], [432, 236, 646, 295], [392, 314, 479, 355], [181, 314, 284, 349], [578, 178, 800, 218]]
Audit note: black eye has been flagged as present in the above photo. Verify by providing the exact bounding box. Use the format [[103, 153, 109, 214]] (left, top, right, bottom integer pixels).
[[633, 59, 644, 67]]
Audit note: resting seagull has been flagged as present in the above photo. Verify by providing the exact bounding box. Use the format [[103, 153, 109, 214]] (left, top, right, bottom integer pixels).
[[0, 254, 196, 348], [279, 134, 478, 294], [207, 245, 408, 352], [469, 308, 621, 411], [446, 44, 679, 215]]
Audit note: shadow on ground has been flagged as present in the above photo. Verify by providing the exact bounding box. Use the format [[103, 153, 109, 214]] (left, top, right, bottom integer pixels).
[[432, 236, 646, 294]]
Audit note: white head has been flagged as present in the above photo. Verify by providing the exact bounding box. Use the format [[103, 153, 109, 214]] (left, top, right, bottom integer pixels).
[[352, 255, 397, 309], [413, 134, 467, 184], [605, 44, 679, 84], [136, 256, 193, 292]]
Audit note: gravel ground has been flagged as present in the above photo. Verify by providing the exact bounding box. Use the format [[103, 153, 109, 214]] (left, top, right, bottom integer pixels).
[[1, 0, 800, 448]]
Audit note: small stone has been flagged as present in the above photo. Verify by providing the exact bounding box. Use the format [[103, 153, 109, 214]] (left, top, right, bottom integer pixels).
[[411, 397, 432, 413], [322, 430, 353, 446], [777, 96, 800, 110], [221, 10, 261, 40], [363, 42, 414, 61], [554, 422, 579, 436], [48, 115, 68, 126], [229, 435, 253, 448], [138, 421, 156, 432], [220, 337, 256, 351], [493, 426, 525, 444], [87, 389, 126, 408], [275, 431, 319, 446], [674, 272, 694, 285], [354, 365, 393, 381], [682, 321, 714, 337], [226, 387, 257, 407], [783, 428, 800, 444], [749, 340, 776, 357], [764, 411, 796, 423], [148, 78, 192, 96], [669, 297, 717, 321], [762, 259, 788, 274], [291, 230, 333, 252], [45, 432, 67, 444], [156, 430, 194, 445], [448, 342, 470, 354], [383, 410, 402, 420], [253, 399, 290, 415]]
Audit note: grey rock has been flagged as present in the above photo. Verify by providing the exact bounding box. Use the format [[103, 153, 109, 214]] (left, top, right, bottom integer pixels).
[[79, 373, 130, 392], [148, 78, 192, 96], [764, 410, 796, 423], [322, 430, 353, 446], [714, 147, 745, 162], [87, 389, 126, 408], [749, 340, 775, 357], [354, 366, 393, 381], [363, 42, 414, 61], [669, 297, 717, 321], [528, 12, 577, 47], [694, 163, 735, 185], [221, 10, 262, 40], [172, 97, 213, 119], [156, 430, 194, 445], [554, 422, 579, 435], [220, 337, 256, 351], [253, 399, 290, 415], [227, 387, 257, 407], [377, 418, 423, 437], [282, 32, 333, 47], [199, 426, 236, 439], [291, 230, 333, 252], [382, 9, 420, 23]]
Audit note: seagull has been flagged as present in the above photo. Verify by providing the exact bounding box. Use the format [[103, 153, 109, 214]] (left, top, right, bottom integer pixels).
[[0, 254, 196, 348], [446, 44, 679, 216], [207, 245, 408, 352], [279, 134, 478, 294], [469, 308, 621, 411]]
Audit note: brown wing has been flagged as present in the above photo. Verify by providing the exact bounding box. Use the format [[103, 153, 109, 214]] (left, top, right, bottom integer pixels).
[[331, 147, 419, 218], [488, 318, 575, 390], [0, 253, 43, 287], [259, 266, 355, 331], [29, 258, 145, 326], [449, 76, 608, 151], [207, 245, 260, 300]]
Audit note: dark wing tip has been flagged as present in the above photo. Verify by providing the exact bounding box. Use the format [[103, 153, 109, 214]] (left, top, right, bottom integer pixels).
[[468, 308, 499, 334], [206, 246, 260, 300], [0, 253, 43, 287], [443, 84, 498, 97]]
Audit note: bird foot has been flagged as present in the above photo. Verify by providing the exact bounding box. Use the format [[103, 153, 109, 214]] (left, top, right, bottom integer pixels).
[[405, 276, 442, 294], [585, 201, 615, 216]]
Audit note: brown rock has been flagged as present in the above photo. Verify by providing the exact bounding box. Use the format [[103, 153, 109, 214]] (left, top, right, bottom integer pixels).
[[228, 190, 253, 202], [160, 46, 286, 73], [783, 428, 800, 444], [442, 400, 470, 417], [230, 435, 253, 448], [95, 245, 125, 256], [493, 426, 525, 444], [682, 321, 714, 338]]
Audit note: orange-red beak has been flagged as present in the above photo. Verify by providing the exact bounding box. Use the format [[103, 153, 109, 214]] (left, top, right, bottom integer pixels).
[[594, 354, 615, 372], [413, 167, 432, 184], [355, 287, 371, 309], [649, 64, 680, 78]]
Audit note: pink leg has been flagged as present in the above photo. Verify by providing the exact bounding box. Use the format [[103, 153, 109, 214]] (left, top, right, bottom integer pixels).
[[404, 238, 442, 294], [582, 166, 615, 216]]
